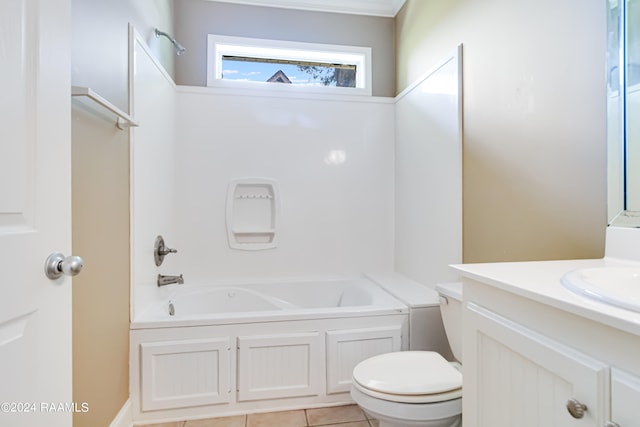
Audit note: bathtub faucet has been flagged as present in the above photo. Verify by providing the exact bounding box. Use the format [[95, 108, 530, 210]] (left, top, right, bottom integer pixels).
[[157, 274, 184, 287]]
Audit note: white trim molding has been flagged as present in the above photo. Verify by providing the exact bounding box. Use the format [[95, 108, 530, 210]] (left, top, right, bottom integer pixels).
[[205, 0, 406, 17], [207, 35, 372, 96], [109, 399, 132, 427]]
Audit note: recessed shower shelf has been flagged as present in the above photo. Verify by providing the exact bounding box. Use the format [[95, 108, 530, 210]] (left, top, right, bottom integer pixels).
[[226, 178, 279, 250], [231, 230, 276, 245], [235, 194, 274, 199], [71, 86, 139, 130]]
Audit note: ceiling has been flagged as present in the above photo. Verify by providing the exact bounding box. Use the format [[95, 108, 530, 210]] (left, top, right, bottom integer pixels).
[[207, 0, 407, 17]]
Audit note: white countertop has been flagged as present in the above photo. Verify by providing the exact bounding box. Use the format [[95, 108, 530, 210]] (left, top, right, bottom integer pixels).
[[451, 257, 640, 337]]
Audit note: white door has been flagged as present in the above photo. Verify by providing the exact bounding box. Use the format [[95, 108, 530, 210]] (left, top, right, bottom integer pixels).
[[0, 1, 73, 426]]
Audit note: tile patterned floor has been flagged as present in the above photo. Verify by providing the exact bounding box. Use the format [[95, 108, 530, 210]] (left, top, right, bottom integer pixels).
[[139, 404, 379, 427]]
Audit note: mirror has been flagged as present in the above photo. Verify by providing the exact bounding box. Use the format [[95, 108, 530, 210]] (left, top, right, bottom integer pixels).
[[608, 0, 640, 226]]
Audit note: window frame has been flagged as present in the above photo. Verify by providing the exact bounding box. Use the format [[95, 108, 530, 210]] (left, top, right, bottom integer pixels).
[[207, 34, 372, 96]]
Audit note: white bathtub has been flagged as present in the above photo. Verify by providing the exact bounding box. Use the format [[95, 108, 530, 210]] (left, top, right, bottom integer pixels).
[[132, 277, 407, 328], [130, 276, 409, 424]]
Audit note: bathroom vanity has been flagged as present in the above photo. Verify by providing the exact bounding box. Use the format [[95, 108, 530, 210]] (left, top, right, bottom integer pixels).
[[453, 241, 640, 426]]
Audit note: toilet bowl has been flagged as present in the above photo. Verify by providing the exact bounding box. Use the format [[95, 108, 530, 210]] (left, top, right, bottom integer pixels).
[[350, 282, 463, 427]]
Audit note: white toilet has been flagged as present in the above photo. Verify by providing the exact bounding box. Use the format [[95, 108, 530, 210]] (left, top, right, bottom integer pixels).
[[350, 282, 463, 427]]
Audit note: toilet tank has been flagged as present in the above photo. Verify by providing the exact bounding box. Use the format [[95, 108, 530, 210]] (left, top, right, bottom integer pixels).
[[436, 282, 463, 363]]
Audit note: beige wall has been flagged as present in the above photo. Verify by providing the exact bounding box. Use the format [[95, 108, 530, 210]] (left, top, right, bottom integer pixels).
[[174, 0, 395, 96], [71, 111, 130, 427], [396, 0, 608, 262], [71, 1, 172, 426]]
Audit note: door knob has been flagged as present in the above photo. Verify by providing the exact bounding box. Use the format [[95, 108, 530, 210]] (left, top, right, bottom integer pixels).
[[45, 252, 84, 280]]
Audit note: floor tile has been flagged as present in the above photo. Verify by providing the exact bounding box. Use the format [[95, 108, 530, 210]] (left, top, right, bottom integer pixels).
[[137, 423, 184, 427], [184, 415, 246, 427], [317, 422, 370, 427], [306, 405, 367, 426], [247, 409, 307, 427]]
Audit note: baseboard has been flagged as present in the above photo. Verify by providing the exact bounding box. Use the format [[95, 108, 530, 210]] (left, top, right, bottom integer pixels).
[[109, 399, 132, 427]]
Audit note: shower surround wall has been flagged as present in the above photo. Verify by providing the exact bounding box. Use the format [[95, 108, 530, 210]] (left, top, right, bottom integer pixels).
[[130, 29, 179, 320], [130, 33, 459, 321], [130, 46, 395, 319], [174, 88, 395, 284]]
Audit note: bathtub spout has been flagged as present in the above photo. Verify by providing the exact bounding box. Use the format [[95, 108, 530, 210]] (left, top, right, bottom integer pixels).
[[157, 274, 184, 287]]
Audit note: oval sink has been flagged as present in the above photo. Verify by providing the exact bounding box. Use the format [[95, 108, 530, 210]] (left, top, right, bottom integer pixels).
[[561, 267, 640, 313]]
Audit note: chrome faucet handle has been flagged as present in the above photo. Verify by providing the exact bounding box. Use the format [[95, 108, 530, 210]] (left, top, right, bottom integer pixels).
[[158, 247, 177, 256], [154, 235, 177, 266]]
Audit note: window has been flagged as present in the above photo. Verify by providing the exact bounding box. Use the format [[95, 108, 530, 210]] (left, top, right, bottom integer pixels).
[[207, 35, 372, 95]]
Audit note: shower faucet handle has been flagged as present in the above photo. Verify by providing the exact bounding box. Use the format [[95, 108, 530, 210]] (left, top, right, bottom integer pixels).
[[158, 246, 177, 256], [154, 235, 177, 266]]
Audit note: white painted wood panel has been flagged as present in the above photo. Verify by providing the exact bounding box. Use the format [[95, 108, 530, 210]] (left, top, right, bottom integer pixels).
[[130, 314, 407, 421], [140, 338, 231, 410], [467, 302, 609, 427], [610, 368, 640, 427], [326, 326, 401, 394], [237, 332, 321, 401], [0, 1, 30, 221]]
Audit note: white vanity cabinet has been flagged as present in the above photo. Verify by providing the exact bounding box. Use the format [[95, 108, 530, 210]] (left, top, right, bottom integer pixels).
[[458, 271, 640, 427]]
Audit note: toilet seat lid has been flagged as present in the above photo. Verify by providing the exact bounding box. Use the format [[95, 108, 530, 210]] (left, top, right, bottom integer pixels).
[[352, 351, 462, 396]]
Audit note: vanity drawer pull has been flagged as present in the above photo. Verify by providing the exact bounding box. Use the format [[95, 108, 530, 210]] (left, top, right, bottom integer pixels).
[[566, 398, 587, 419]]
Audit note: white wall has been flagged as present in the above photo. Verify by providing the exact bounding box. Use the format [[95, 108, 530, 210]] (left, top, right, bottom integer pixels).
[[131, 30, 178, 319], [394, 48, 462, 287], [173, 88, 395, 284]]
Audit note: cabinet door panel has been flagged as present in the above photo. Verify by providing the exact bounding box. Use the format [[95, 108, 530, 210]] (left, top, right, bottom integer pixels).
[[140, 338, 231, 411], [237, 332, 321, 401], [326, 326, 402, 394], [611, 368, 640, 426], [466, 302, 609, 427]]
